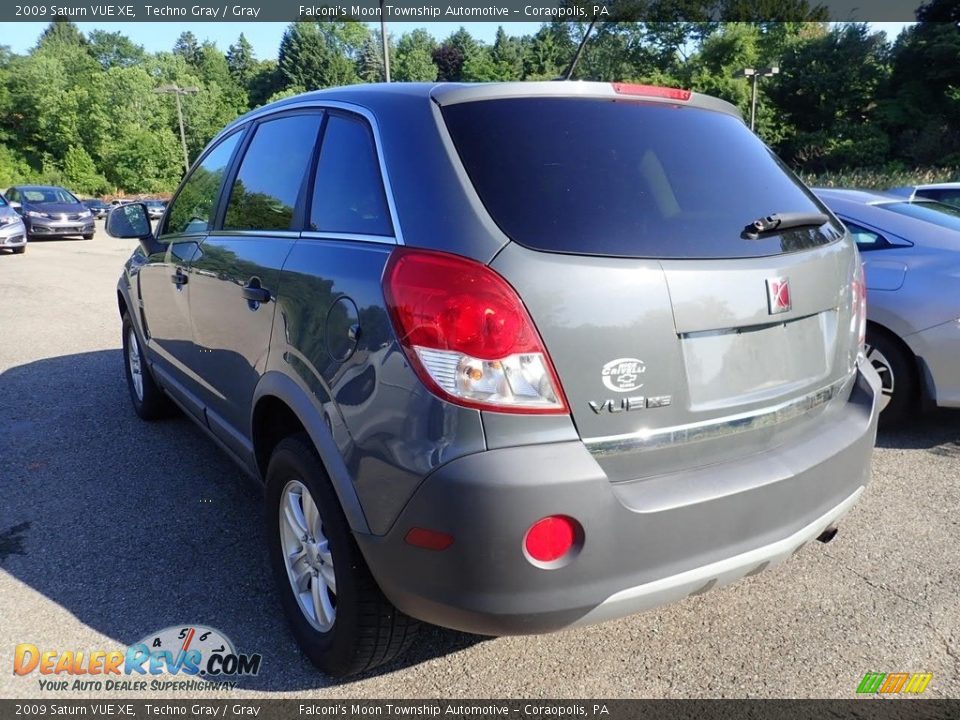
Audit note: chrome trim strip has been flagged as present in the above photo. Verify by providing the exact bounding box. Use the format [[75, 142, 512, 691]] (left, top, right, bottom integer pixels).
[[299, 231, 396, 246], [585, 373, 854, 457], [208, 230, 300, 239]]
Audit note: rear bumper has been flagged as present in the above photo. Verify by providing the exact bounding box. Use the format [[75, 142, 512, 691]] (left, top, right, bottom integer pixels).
[[357, 360, 880, 636]]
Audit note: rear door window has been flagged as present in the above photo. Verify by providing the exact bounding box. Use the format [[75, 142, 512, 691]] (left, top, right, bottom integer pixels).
[[441, 98, 839, 259], [223, 113, 323, 232], [918, 188, 960, 208], [309, 114, 393, 237]]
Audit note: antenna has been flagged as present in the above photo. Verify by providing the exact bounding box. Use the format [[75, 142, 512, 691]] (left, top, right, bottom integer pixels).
[[562, 20, 598, 81], [380, 0, 391, 82]]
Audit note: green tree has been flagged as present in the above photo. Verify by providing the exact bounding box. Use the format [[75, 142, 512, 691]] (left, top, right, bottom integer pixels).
[[769, 24, 891, 169], [278, 22, 365, 90], [358, 35, 386, 82], [173, 31, 202, 66], [36, 20, 87, 50], [393, 30, 438, 82], [226, 34, 256, 86], [62, 145, 107, 194], [87, 30, 144, 69]]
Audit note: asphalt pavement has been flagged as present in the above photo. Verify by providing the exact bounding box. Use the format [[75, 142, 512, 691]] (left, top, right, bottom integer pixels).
[[1, 226, 958, 699]]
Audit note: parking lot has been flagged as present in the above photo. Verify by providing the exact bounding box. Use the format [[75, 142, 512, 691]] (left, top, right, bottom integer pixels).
[[1, 226, 958, 699]]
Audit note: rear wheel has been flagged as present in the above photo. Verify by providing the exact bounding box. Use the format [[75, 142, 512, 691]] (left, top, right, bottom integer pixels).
[[121, 312, 172, 420], [866, 328, 917, 426], [265, 434, 419, 676]]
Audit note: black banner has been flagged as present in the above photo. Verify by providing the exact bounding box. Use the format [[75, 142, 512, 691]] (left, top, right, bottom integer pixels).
[[1, 700, 958, 720], [0, 0, 943, 23]]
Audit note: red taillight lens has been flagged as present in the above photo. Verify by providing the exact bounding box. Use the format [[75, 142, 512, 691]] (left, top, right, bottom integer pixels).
[[523, 516, 581, 565], [612, 83, 692, 101], [852, 263, 867, 351], [383, 248, 568, 414]]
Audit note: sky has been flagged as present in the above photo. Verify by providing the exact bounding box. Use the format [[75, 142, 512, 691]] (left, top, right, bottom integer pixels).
[[4, 21, 914, 60]]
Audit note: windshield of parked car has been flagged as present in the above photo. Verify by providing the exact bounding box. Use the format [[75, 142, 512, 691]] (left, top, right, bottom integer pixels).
[[878, 201, 960, 233], [146, 201, 166, 208], [22, 188, 80, 204], [441, 97, 840, 259], [0, 195, 7, 206]]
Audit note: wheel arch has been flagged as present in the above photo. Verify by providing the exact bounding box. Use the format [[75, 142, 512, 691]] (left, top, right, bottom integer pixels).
[[252, 372, 370, 534], [866, 320, 931, 404]]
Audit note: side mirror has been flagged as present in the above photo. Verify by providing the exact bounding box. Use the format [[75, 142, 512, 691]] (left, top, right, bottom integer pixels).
[[106, 202, 163, 255], [9, 202, 21, 214]]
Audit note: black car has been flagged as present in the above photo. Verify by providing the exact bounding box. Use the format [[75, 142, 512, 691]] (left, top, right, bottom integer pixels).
[[5, 185, 95, 240], [82, 198, 110, 219]]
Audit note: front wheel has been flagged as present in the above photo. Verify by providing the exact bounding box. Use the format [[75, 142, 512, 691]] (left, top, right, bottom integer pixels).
[[865, 328, 917, 426], [121, 313, 172, 420], [12, 245, 25, 254], [83, 234, 94, 240], [265, 434, 419, 676]]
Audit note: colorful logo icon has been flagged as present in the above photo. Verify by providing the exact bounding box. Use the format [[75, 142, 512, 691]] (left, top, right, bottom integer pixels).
[[856, 672, 932, 695]]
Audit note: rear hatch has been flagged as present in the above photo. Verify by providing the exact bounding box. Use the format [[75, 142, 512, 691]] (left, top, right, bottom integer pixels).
[[438, 86, 862, 480]]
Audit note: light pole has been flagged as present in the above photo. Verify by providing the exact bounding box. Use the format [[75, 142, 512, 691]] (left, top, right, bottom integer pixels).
[[155, 84, 200, 173], [379, 0, 390, 82], [738, 66, 779, 131]]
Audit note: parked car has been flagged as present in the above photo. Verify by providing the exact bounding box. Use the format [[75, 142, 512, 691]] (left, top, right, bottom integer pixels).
[[5, 185, 94, 240], [144, 199, 168, 220], [107, 82, 882, 676], [887, 182, 960, 209], [0, 192, 27, 254], [82, 198, 110, 219], [817, 188, 960, 423]]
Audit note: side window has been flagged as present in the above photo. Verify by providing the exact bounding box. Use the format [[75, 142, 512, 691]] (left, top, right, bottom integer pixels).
[[162, 131, 242, 237], [310, 114, 393, 237], [223, 114, 323, 231], [843, 220, 887, 251]]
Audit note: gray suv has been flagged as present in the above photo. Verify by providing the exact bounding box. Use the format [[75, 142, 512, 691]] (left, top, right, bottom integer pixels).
[[108, 82, 882, 676]]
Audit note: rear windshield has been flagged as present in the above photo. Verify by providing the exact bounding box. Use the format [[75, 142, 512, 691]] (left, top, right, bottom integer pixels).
[[879, 201, 960, 233], [441, 98, 840, 259]]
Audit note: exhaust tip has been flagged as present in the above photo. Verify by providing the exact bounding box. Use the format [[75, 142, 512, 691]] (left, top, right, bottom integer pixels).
[[816, 526, 839, 544]]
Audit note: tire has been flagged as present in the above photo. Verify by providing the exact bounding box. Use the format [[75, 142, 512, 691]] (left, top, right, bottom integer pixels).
[[121, 312, 173, 420], [12, 246, 25, 254], [265, 433, 419, 676], [865, 327, 917, 427], [83, 234, 94, 240]]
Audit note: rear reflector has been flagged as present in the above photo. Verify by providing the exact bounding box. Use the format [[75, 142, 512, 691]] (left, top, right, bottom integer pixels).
[[612, 83, 692, 101], [523, 516, 581, 565], [404, 527, 454, 551]]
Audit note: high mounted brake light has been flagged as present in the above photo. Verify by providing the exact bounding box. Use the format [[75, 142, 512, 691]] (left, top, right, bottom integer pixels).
[[383, 248, 569, 415], [612, 83, 692, 101]]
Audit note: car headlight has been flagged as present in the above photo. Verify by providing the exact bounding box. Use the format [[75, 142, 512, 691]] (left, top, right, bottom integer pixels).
[[0, 215, 20, 225], [79, 209, 92, 218], [26, 210, 49, 219]]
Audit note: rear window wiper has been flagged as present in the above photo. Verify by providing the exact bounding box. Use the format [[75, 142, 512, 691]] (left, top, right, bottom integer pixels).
[[743, 211, 830, 239]]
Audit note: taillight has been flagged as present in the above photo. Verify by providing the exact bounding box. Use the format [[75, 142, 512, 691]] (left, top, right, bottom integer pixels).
[[612, 83, 692, 101], [851, 262, 867, 353], [383, 248, 569, 415]]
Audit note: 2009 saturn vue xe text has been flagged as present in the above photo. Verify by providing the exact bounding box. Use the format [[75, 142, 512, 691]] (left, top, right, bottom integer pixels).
[[107, 81, 882, 676]]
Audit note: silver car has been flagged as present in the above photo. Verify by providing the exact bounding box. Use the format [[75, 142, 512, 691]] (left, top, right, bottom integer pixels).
[[0, 192, 27, 253], [817, 188, 960, 422], [887, 182, 960, 209], [108, 82, 881, 676]]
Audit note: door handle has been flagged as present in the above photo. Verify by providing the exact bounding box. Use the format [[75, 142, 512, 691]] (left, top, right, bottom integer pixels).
[[242, 279, 271, 304], [171, 269, 188, 286]]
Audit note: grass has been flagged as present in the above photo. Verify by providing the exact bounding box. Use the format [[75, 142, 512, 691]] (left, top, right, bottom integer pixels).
[[799, 167, 960, 190]]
